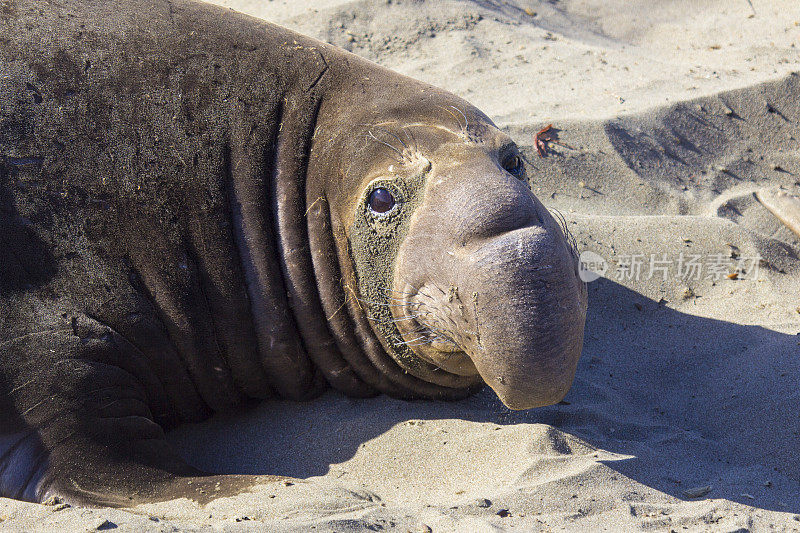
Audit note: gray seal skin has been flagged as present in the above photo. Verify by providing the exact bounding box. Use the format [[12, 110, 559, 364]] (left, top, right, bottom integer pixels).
[[0, 0, 587, 506]]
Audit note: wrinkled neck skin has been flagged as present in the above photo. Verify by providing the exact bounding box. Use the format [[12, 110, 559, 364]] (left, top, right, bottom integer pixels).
[[302, 63, 488, 401], [308, 61, 588, 408]]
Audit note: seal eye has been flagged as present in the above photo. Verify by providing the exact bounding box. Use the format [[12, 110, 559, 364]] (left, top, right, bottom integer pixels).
[[368, 187, 396, 214], [502, 155, 525, 179]]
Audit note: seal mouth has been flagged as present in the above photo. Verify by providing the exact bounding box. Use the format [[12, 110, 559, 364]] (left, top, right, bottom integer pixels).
[[392, 283, 480, 377], [407, 316, 469, 363], [428, 334, 464, 353]]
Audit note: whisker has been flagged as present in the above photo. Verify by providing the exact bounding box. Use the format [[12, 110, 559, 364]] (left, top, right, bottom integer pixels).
[[402, 340, 435, 348], [396, 338, 436, 348], [450, 105, 469, 132], [367, 131, 405, 159], [402, 127, 418, 154], [549, 208, 579, 261], [396, 334, 431, 344], [389, 314, 422, 323], [440, 105, 463, 132], [370, 125, 410, 152]]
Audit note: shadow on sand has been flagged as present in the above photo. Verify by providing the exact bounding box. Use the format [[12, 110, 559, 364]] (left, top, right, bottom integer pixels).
[[169, 277, 800, 514]]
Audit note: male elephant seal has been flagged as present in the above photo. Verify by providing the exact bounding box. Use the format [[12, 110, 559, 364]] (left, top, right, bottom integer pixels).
[[0, 0, 587, 506]]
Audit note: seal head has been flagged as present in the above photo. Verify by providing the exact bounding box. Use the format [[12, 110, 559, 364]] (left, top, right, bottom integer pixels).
[[314, 83, 588, 409]]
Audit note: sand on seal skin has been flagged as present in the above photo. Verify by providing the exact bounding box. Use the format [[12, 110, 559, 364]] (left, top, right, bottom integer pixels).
[[2, 1, 800, 531]]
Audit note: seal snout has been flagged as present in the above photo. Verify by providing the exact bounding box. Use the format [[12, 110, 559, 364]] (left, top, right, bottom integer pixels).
[[390, 161, 587, 409]]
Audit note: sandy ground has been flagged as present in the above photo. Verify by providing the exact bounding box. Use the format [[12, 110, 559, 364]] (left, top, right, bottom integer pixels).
[[2, 0, 800, 531]]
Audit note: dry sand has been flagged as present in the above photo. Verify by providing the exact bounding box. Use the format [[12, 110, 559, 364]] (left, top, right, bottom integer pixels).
[[2, 0, 800, 531]]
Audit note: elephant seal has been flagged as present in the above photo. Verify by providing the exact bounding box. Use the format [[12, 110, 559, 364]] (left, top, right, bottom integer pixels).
[[0, 0, 587, 506]]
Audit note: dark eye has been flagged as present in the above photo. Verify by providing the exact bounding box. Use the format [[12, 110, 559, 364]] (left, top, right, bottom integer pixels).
[[368, 187, 396, 214], [502, 155, 524, 179]]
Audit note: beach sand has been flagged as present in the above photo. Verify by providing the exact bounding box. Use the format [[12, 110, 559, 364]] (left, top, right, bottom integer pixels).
[[2, 1, 799, 531]]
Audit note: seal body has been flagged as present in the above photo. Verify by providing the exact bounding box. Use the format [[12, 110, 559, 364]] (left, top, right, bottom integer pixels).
[[0, 0, 586, 505]]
